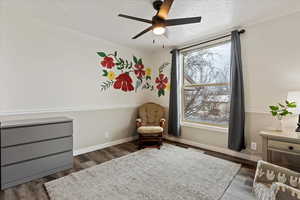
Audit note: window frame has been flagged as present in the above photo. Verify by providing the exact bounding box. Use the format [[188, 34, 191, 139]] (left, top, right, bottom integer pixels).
[[180, 38, 231, 129]]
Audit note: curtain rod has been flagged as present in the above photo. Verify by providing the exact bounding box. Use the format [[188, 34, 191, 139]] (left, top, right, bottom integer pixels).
[[178, 29, 245, 52]]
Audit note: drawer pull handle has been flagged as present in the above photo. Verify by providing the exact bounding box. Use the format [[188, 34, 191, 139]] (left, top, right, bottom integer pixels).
[[288, 146, 294, 150]]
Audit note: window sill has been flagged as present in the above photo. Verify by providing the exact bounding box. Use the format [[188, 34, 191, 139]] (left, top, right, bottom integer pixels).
[[181, 121, 228, 134]]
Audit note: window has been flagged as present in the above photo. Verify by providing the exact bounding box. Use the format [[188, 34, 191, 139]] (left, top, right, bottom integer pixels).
[[181, 41, 231, 127]]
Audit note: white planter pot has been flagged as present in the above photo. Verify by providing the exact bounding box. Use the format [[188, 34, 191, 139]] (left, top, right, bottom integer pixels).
[[273, 120, 283, 132]]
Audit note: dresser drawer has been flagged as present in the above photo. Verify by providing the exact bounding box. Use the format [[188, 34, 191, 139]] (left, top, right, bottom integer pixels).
[[1, 122, 72, 147], [268, 140, 300, 154], [1, 136, 72, 166], [1, 151, 73, 185]]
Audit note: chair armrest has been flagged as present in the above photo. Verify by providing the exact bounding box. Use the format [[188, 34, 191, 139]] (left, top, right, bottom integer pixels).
[[160, 118, 166, 128], [136, 118, 142, 128], [254, 160, 300, 188], [270, 182, 300, 200]]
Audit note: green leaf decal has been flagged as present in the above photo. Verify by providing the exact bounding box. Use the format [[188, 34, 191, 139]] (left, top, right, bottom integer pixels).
[[100, 80, 114, 91], [129, 61, 133, 69], [97, 52, 106, 57], [102, 70, 108, 76], [138, 58, 142, 65], [133, 56, 138, 64], [135, 79, 142, 92], [159, 62, 170, 74]]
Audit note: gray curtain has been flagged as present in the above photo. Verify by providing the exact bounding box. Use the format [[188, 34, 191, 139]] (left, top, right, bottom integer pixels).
[[168, 49, 181, 137], [228, 30, 245, 151]]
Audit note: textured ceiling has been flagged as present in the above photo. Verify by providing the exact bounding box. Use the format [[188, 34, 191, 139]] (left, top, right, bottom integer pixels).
[[3, 0, 300, 52]]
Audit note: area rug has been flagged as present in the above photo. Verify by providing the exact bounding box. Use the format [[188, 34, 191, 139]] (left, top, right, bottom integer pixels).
[[45, 144, 241, 200]]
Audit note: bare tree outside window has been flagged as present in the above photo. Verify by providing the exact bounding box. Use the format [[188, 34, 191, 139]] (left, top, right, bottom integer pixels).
[[182, 41, 231, 126]]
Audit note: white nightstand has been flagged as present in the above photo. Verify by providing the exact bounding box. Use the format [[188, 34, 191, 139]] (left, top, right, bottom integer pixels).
[[260, 130, 300, 171]]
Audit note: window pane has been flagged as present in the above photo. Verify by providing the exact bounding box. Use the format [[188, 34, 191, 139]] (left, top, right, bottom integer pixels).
[[183, 85, 230, 126], [183, 42, 231, 85]]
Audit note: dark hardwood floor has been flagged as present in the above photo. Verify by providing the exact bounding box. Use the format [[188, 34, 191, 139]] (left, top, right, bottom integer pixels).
[[0, 141, 256, 200]]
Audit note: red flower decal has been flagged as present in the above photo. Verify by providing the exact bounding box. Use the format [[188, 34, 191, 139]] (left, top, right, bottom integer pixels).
[[134, 64, 145, 78], [101, 57, 115, 69], [113, 73, 134, 92], [155, 74, 168, 90]]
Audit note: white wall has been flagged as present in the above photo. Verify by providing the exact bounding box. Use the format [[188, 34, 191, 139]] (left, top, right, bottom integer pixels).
[[0, 5, 153, 112], [242, 12, 300, 112], [0, 1, 153, 152], [151, 11, 300, 155]]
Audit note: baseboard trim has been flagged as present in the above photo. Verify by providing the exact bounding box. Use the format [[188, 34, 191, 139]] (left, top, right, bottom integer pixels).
[[165, 135, 262, 162], [73, 136, 138, 156]]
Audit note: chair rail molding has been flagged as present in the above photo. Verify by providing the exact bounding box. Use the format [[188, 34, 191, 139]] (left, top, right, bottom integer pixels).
[[0, 104, 140, 116]]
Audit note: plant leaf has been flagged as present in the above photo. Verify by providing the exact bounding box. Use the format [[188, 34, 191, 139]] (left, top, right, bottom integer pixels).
[[280, 109, 289, 116], [269, 105, 279, 111], [279, 103, 285, 108], [287, 101, 297, 108], [271, 111, 278, 116]]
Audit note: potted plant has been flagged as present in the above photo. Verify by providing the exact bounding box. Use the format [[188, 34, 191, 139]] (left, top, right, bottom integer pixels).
[[269, 101, 297, 131]]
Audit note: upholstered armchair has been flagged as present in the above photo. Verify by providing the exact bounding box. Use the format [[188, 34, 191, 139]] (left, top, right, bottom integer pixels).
[[253, 160, 300, 200], [136, 103, 166, 149]]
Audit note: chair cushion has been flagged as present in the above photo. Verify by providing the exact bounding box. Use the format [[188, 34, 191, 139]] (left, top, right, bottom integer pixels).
[[138, 103, 165, 126], [137, 126, 163, 134], [253, 183, 272, 200]]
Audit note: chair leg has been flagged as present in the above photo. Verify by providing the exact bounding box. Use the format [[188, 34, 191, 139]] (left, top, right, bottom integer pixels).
[[157, 134, 162, 149], [138, 135, 143, 149]]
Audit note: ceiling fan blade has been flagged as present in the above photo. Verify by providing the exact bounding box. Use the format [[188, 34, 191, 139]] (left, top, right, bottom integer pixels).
[[118, 14, 152, 24], [165, 17, 202, 26], [157, 0, 174, 19], [164, 28, 169, 39], [132, 26, 153, 39]]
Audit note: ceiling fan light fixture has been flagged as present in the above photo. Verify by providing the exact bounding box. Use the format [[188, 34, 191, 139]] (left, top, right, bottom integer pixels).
[[118, 0, 202, 39], [153, 26, 166, 35]]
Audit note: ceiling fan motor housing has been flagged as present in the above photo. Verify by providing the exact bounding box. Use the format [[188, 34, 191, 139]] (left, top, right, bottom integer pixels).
[[152, 15, 165, 26]]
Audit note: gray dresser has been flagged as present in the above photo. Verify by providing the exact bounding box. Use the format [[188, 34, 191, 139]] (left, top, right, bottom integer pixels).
[[0, 117, 73, 189]]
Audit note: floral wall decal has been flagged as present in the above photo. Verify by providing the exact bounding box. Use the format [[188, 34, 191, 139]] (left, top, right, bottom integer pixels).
[[97, 53, 169, 98], [155, 62, 170, 97], [97, 51, 154, 92]]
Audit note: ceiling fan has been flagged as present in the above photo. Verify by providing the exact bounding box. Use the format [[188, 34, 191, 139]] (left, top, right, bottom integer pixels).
[[118, 0, 202, 39]]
